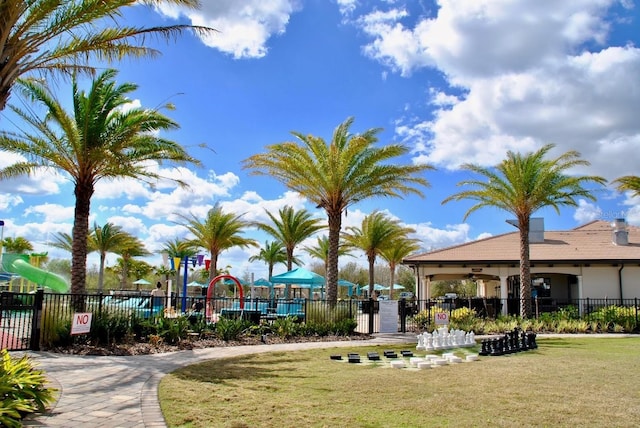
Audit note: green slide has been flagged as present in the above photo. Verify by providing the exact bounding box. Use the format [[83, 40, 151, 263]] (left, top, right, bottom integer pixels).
[[1, 253, 69, 293]]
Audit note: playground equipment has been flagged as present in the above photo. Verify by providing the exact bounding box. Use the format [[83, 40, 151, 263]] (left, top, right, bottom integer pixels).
[[1, 253, 69, 293], [205, 274, 244, 321]]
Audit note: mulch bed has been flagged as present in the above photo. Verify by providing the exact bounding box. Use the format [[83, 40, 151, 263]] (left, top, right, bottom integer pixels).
[[45, 334, 373, 356]]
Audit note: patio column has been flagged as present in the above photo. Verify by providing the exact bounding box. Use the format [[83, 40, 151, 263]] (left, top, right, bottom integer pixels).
[[500, 276, 508, 316], [577, 275, 584, 316], [425, 275, 432, 300]]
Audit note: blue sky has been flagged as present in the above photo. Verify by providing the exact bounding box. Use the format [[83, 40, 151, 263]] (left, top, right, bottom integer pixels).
[[1, 0, 639, 280]]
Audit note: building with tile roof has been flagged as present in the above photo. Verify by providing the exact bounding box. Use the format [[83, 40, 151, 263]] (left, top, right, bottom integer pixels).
[[403, 219, 640, 315]]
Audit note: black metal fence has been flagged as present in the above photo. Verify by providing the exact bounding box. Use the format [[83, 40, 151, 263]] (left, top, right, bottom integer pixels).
[[2, 291, 639, 351]]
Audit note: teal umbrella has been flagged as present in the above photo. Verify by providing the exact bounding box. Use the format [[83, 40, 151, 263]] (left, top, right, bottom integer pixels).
[[359, 284, 388, 291], [338, 279, 357, 296], [271, 268, 325, 299], [270, 268, 325, 285], [253, 278, 273, 287]]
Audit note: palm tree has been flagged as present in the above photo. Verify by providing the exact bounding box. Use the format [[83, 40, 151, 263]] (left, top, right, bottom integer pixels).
[[49, 232, 74, 253], [0, 69, 201, 294], [342, 211, 414, 298], [2, 236, 33, 253], [89, 222, 130, 293], [243, 117, 432, 303], [379, 237, 421, 300], [0, 0, 213, 111], [248, 240, 288, 281], [443, 144, 606, 318], [256, 206, 325, 273], [160, 238, 196, 298], [613, 176, 640, 197], [177, 203, 258, 285], [115, 235, 149, 289], [303, 235, 351, 276]]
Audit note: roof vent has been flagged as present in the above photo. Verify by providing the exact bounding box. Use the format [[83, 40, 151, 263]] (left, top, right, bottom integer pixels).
[[506, 217, 544, 243], [612, 218, 629, 246]]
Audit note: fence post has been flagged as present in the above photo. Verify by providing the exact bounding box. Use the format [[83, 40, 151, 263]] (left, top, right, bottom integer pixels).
[[399, 298, 406, 333], [368, 298, 374, 334], [29, 289, 44, 351], [635, 298, 638, 332]]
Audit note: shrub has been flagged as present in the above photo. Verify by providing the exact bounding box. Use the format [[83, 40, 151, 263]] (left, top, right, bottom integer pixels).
[[214, 317, 251, 341], [0, 350, 56, 427], [586, 305, 636, 332], [272, 316, 301, 338], [40, 305, 72, 348], [305, 301, 356, 324], [154, 315, 191, 344], [330, 318, 357, 336], [89, 312, 132, 345]]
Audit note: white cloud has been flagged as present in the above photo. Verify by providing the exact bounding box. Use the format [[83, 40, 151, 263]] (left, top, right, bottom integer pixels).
[[156, 0, 302, 59], [0, 152, 67, 195], [573, 199, 603, 224], [0, 194, 23, 211], [352, 0, 640, 180], [107, 216, 149, 237], [408, 221, 472, 251], [23, 203, 74, 223], [337, 0, 358, 18]]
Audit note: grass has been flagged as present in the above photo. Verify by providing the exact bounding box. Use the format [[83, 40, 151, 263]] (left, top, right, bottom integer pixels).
[[159, 337, 640, 427]]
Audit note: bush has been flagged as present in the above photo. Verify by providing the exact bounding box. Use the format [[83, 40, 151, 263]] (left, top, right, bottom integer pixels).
[[214, 317, 252, 341], [586, 305, 637, 332], [154, 315, 191, 344], [90, 312, 133, 345], [272, 316, 301, 338], [40, 305, 73, 348], [0, 349, 56, 427]]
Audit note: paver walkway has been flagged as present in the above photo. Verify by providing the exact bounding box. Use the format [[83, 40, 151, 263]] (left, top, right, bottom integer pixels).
[[17, 333, 416, 427]]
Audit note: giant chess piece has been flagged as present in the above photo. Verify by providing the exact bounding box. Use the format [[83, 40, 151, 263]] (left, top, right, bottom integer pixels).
[[425, 333, 434, 351], [479, 339, 490, 356], [416, 333, 426, 351], [527, 332, 538, 349]]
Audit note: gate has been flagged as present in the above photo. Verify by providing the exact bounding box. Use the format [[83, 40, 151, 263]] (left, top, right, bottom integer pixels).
[[0, 290, 43, 351]]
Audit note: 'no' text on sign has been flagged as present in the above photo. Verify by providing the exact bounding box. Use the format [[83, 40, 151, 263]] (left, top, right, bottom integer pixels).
[[71, 312, 93, 335], [435, 312, 449, 325]]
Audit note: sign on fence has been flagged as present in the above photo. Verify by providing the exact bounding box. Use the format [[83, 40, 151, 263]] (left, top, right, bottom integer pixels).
[[379, 300, 398, 333], [71, 312, 92, 335], [435, 312, 449, 325]]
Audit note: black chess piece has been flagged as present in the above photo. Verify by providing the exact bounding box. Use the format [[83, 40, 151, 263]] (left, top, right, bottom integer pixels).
[[479, 339, 490, 356]]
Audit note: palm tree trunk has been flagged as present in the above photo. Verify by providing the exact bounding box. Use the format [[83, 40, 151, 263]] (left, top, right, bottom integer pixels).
[[71, 182, 93, 295], [98, 253, 106, 293], [368, 255, 375, 297], [326, 210, 342, 304], [389, 263, 396, 300], [286, 248, 294, 271], [518, 215, 532, 318], [209, 253, 219, 295]]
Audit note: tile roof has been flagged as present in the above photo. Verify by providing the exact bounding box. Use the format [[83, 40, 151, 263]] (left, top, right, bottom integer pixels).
[[404, 220, 640, 265]]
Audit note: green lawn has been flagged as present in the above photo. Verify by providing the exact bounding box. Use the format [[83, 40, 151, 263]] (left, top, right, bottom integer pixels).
[[159, 337, 640, 427]]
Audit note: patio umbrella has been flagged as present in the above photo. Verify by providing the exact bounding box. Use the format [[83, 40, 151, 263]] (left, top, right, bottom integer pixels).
[[253, 278, 273, 287], [271, 268, 325, 299], [359, 283, 388, 291], [270, 267, 325, 285], [338, 279, 357, 297], [187, 281, 205, 287], [132, 279, 151, 285]]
